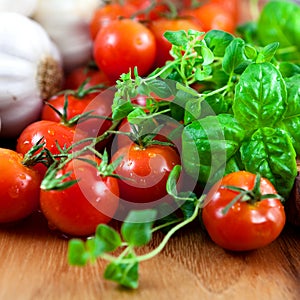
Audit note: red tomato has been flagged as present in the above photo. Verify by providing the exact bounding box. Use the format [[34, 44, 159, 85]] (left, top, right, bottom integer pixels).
[[0, 148, 41, 223], [89, 3, 136, 40], [16, 120, 84, 177], [148, 18, 203, 68], [41, 92, 99, 123], [40, 155, 120, 236], [111, 143, 181, 204], [181, 3, 236, 33], [63, 64, 112, 90], [202, 171, 286, 251], [93, 18, 156, 82], [41, 87, 115, 152]]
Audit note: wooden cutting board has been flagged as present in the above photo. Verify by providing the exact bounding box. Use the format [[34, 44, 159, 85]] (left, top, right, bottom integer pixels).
[[0, 211, 299, 300]]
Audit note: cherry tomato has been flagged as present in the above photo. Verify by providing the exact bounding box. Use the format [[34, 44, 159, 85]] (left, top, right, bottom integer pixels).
[[111, 143, 181, 204], [89, 3, 136, 40], [149, 18, 203, 68], [181, 3, 236, 33], [93, 18, 156, 82], [0, 148, 41, 223], [63, 64, 112, 90], [202, 171, 286, 251], [40, 155, 120, 236], [41, 87, 115, 152], [16, 120, 84, 177]]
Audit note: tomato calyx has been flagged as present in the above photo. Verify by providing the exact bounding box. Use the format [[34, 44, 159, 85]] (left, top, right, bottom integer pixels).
[[21, 137, 56, 169], [45, 93, 112, 127], [221, 173, 284, 215]]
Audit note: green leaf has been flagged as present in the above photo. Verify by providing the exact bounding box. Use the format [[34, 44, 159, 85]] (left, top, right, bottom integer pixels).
[[127, 108, 147, 125], [257, 0, 300, 61], [222, 38, 252, 75], [233, 62, 287, 130], [121, 210, 157, 246], [94, 224, 122, 254], [278, 62, 300, 78], [244, 44, 257, 60], [104, 254, 139, 289], [280, 74, 300, 154], [166, 165, 181, 197], [112, 99, 134, 120], [204, 30, 234, 57], [182, 114, 245, 185], [200, 46, 214, 66], [67, 239, 90, 266], [164, 30, 188, 47], [240, 127, 297, 198], [147, 79, 174, 98], [256, 42, 279, 63]]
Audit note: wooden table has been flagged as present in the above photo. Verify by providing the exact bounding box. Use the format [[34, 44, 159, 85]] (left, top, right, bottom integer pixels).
[[0, 211, 299, 300]]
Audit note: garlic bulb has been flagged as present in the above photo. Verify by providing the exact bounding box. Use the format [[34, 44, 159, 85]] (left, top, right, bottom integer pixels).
[[0, 12, 63, 138], [33, 0, 103, 71], [0, 0, 37, 17]]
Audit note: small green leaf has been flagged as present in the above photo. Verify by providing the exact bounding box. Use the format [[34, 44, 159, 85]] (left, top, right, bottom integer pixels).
[[256, 42, 279, 63], [164, 30, 188, 47], [166, 165, 181, 198], [204, 30, 234, 57], [104, 254, 139, 289], [127, 108, 147, 125], [94, 224, 122, 254], [112, 99, 134, 120], [200, 46, 215, 65], [67, 239, 90, 266], [244, 44, 257, 60], [147, 79, 173, 98], [121, 210, 157, 246]]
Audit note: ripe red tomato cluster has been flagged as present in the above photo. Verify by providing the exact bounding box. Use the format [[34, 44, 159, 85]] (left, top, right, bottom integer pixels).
[[1, 75, 182, 237], [0, 0, 287, 252], [89, 0, 239, 82]]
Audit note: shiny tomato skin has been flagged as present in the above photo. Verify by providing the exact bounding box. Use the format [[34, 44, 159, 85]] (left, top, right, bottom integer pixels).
[[0, 148, 41, 223], [111, 143, 181, 204], [202, 171, 286, 251], [40, 156, 119, 236], [41, 93, 99, 123], [93, 18, 156, 82], [89, 3, 136, 40], [149, 18, 203, 68], [16, 120, 82, 177], [63, 65, 112, 90]]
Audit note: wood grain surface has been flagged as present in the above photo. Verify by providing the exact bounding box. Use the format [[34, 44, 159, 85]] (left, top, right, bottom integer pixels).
[[0, 211, 299, 300]]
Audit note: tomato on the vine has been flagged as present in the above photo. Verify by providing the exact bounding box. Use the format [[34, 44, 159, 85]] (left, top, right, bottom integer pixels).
[[111, 142, 181, 204], [149, 18, 203, 68], [40, 155, 120, 236], [16, 120, 84, 177], [202, 171, 286, 251], [93, 18, 156, 82], [41, 86, 115, 152], [0, 148, 41, 223]]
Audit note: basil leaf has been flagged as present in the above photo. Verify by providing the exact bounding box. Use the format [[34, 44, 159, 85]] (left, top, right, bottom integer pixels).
[[280, 74, 300, 154], [222, 38, 252, 75], [233, 62, 287, 130], [240, 127, 297, 198], [257, 0, 300, 61], [182, 114, 246, 185]]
